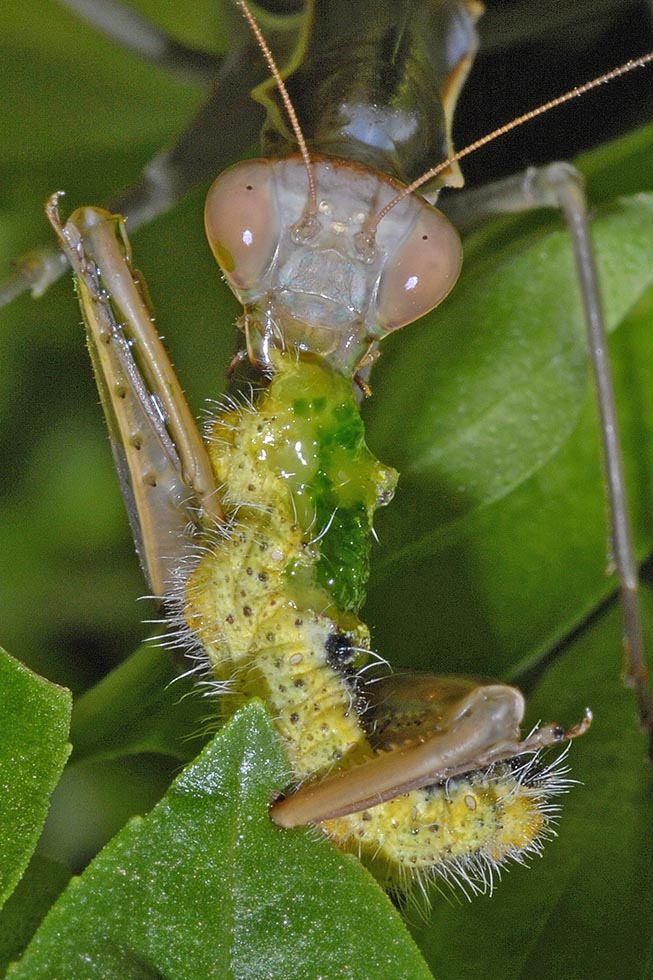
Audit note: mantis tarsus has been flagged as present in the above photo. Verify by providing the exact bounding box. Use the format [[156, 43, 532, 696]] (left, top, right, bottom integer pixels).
[[3, 0, 652, 936]]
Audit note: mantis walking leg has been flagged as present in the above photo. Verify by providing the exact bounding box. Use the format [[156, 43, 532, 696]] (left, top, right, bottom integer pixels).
[[442, 161, 653, 752]]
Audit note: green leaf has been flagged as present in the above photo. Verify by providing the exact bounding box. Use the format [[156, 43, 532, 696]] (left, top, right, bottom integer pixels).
[[365, 190, 653, 681], [0, 855, 70, 977], [368, 195, 653, 530], [410, 596, 653, 980], [0, 649, 71, 908], [10, 703, 432, 980], [70, 643, 209, 764]]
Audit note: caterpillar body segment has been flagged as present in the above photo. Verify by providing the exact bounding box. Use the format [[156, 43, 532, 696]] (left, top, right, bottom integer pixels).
[[183, 351, 397, 779]]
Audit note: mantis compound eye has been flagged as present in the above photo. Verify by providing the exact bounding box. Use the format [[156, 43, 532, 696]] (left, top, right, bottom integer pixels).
[[375, 203, 462, 333], [204, 159, 279, 294]]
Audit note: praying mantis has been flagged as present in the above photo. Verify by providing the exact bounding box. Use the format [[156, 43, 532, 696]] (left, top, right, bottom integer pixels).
[[2, 1, 653, 976]]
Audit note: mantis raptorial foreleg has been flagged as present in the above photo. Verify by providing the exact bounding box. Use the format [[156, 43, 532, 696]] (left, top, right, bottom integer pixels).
[[46, 196, 222, 598], [271, 679, 591, 828]]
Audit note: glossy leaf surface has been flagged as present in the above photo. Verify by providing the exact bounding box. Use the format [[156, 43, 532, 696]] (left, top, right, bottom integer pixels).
[[0, 650, 71, 908], [10, 704, 432, 980]]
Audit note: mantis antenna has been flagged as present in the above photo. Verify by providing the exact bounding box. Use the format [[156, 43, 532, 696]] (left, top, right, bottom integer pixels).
[[235, 0, 318, 229], [367, 50, 653, 235]]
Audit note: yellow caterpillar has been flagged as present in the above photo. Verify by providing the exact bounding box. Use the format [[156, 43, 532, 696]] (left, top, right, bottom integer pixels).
[[179, 350, 575, 897]]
